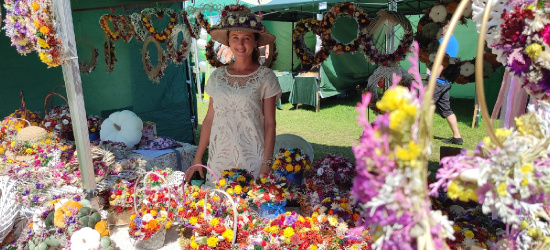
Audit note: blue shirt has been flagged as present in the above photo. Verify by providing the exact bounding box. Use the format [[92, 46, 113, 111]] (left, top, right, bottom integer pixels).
[[435, 35, 459, 85]]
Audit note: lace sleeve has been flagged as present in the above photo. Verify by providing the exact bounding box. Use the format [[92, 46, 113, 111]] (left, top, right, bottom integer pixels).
[[204, 68, 220, 96], [261, 68, 282, 100]]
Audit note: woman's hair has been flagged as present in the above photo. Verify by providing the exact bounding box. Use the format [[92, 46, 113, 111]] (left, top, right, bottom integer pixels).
[[227, 31, 261, 63]]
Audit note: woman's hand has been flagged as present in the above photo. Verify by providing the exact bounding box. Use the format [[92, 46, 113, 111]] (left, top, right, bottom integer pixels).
[[184, 163, 205, 184]]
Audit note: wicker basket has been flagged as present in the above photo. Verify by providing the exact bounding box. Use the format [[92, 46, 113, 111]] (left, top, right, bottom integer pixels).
[[0, 177, 19, 243], [107, 209, 132, 226], [134, 227, 166, 250], [298, 195, 313, 216]]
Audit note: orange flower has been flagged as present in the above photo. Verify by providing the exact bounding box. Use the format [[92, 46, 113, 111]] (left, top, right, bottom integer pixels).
[[32, 2, 39, 11], [446, 2, 458, 14], [455, 75, 468, 84]]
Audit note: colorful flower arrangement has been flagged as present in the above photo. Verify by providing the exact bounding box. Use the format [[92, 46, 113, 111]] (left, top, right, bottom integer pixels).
[[215, 168, 254, 199], [492, 2, 550, 98], [181, 9, 210, 39], [272, 148, 312, 175], [166, 24, 191, 64], [321, 2, 370, 55], [1, 108, 42, 140], [129, 185, 177, 241], [143, 168, 172, 188], [109, 180, 136, 213], [351, 41, 455, 249], [429, 100, 550, 248], [292, 18, 330, 65], [141, 8, 178, 43], [364, 10, 414, 67], [99, 14, 121, 41], [30, 0, 63, 67], [415, 0, 501, 84], [115, 15, 135, 43], [2, 0, 36, 55], [87, 115, 103, 134], [304, 154, 355, 192], [247, 173, 295, 208], [186, 216, 236, 249], [41, 105, 72, 134]]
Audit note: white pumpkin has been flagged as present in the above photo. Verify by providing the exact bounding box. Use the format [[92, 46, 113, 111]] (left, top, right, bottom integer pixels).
[[100, 110, 143, 148], [70, 227, 101, 250]]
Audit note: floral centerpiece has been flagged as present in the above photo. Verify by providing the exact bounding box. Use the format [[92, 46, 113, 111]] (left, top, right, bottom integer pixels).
[[109, 180, 135, 214], [215, 168, 255, 199], [304, 154, 355, 193], [247, 173, 295, 217], [351, 41, 455, 249], [41, 105, 72, 140], [271, 148, 312, 185], [87, 115, 103, 141], [186, 217, 236, 249], [1, 108, 42, 140]]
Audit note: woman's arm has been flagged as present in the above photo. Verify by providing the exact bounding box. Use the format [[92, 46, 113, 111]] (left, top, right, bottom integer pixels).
[[259, 95, 277, 175], [186, 99, 215, 182]]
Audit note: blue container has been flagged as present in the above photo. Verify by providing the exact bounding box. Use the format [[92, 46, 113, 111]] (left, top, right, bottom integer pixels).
[[259, 201, 286, 220], [276, 170, 304, 185], [89, 132, 100, 141]]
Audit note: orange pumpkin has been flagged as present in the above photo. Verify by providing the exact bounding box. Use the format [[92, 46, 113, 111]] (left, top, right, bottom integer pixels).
[[95, 221, 110, 236], [54, 200, 82, 228]]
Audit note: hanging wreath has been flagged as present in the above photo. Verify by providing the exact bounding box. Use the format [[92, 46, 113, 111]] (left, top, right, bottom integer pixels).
[[321, 2, 371, 55], [129, 12, 148, 42], [141, 8, 178, 43], [104, 35, 116, 72], [114, 15, 135, 43], [181, 9, 210, 39], [99, 14, 121, 41], [3, 0, 36, 55], [365, 10, 414, 67], [415, 0, 501, 84], [77, 39, 98, 74], [292, 18, 330, 65], [31, 0, 63, 67], [142, 36, 168, 83], [166, 24, 192, 64]]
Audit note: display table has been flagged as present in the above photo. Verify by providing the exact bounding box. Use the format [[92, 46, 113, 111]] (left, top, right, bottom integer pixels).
[[129, 143, 197, 172], [289, 76, 320, 112], [274, 71, 294, 110]]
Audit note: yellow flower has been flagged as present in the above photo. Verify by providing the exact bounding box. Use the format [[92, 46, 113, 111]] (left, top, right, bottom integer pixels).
[[218, 179, 226, 187], [234, 185, 242, 194], [526, 43, 543, 60], [228, 171, 235, 177], [310, 245, 318, 250], [285, 157, 291, 163], [189, 216, 198, 225], [37, 39, 49, 49], [164, 221, 173, 228], [497, 182, 507, 196], [222, 170, 229, 176], [39, 53, 53, 63], [395, 141, 421, 162], [328, 216, 338, 226], [150, 210, 158, 216], [521, 178, 529, 186], [33, 20, 40, 29], [520, 220, 529, 230], [285, 164, 294, 172], [25, 148, 33, 154], [340, 203, 349, 209], [222, 229, 234, 242], [283, 227, 295, 238], [272, 164, 277, 170], [284, 150, 291, 156], [295, 165, 301, 172], [269, 226, 279, 234], [46, 138, 52, 144], [210, 217, 220, 227], [521, 164, 534, 173], [207, 236, 218, 247], [260, 178, 267, 184], [190, 238, 199, 249], [32, 2, 39, 11], [226, 188, 234, 195], [39, 26, 50, 34], [464, 230, 474, 238], [237, 176, 246, 182], [0, 147, 4, 154]]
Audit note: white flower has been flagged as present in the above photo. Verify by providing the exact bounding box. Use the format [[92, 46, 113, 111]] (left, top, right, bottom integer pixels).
[[62, 119, 69, 125], [317, 168, 324, 176], [70, 227, 100, 250], [142, 213, 154, 222], [55, 124, 62, 130], [462, 237, 478, 248], [239, 17, 246, 23], [45, 122, 51, 127], [228, 17, 235, 25], [250, 20, 257, 27], [460, 62, 475, 77], [429, 5, 447, 23], [463, 4, 473, 18]]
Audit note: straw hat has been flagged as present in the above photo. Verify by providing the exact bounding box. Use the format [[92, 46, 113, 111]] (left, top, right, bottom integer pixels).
[[209, 5, 275, 46]]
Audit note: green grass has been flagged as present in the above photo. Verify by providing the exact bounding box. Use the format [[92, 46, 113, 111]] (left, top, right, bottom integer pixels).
[[194, 92, 492, 174]]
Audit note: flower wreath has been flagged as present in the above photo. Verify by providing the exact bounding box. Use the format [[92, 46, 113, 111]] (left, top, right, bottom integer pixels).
[[130, 12, 148, 41], [365, 10, 414, 66], [321, 2, 371, 55], [292, 18, 330, 65], [205, 39, 279, 68], [99, 14, 121, 41], [104, 35, 116, 72], [77, 39, 98, 74], [166, 24, 191, 65], [181, 9, 210, 39], [3, 0, 36, 55], [142, 36, 168, 83], [114, 15, 135, 43], [141, 8, 178, 43], [415, 0, 501, 84], [31, 0, 63, 67]]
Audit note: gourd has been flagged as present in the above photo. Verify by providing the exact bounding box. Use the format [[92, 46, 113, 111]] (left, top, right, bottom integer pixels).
[[100, 236, 114, 250], [44, 211, 55, 231], [70, 227, 100, 250], [77, 207, 101, 228], [54, 200, 83, 228], [94, 220, 110, 236], [99, 110, 143, 148]]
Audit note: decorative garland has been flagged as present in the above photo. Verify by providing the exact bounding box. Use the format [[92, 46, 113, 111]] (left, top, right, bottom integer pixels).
[[415, 0, 501, 84], [365, 10, 414, 67], [181, 9, 210, 39], [104, 35, 116, 72], [129, 12, 148, 42], [114, 15, 135, 43], [99, 14, 121, 41], [77, 39, 99, 74], [142, 36, 168, 83], [31, 0, 63, 67], [2, 0, 36, 55], [321, 2, 370, 55], [166, 24, 191, 64], [140, 8, 178, 43], [292, 18, 330, 65]]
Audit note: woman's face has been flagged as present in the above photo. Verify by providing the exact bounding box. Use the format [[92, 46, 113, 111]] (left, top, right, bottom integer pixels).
[[228, 31, 257, 60]]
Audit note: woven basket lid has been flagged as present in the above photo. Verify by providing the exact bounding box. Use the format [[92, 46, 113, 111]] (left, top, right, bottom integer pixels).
[[273, 134, 314, 160], [16, 126, 48, 142]]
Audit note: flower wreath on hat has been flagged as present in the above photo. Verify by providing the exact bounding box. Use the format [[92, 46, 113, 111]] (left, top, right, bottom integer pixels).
[[415, 0, 501, 85], [208, 4, 275, 47]]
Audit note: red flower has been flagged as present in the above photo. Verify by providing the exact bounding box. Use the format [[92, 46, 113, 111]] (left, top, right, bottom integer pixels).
[[264, 193, 270, 201]]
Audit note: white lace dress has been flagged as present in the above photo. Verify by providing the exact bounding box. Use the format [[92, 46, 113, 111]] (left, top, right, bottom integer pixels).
[[205, 66, 282, 179]]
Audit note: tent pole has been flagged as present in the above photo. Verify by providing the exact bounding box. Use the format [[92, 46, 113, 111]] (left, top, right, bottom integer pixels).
[[54, 0, 97, 206]]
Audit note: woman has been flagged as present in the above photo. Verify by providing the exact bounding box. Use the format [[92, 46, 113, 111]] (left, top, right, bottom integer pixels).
[[185, 5, 282, 182]]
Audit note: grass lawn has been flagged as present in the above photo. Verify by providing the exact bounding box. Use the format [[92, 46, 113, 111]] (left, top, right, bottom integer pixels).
[[194, 92, 492, 175]]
